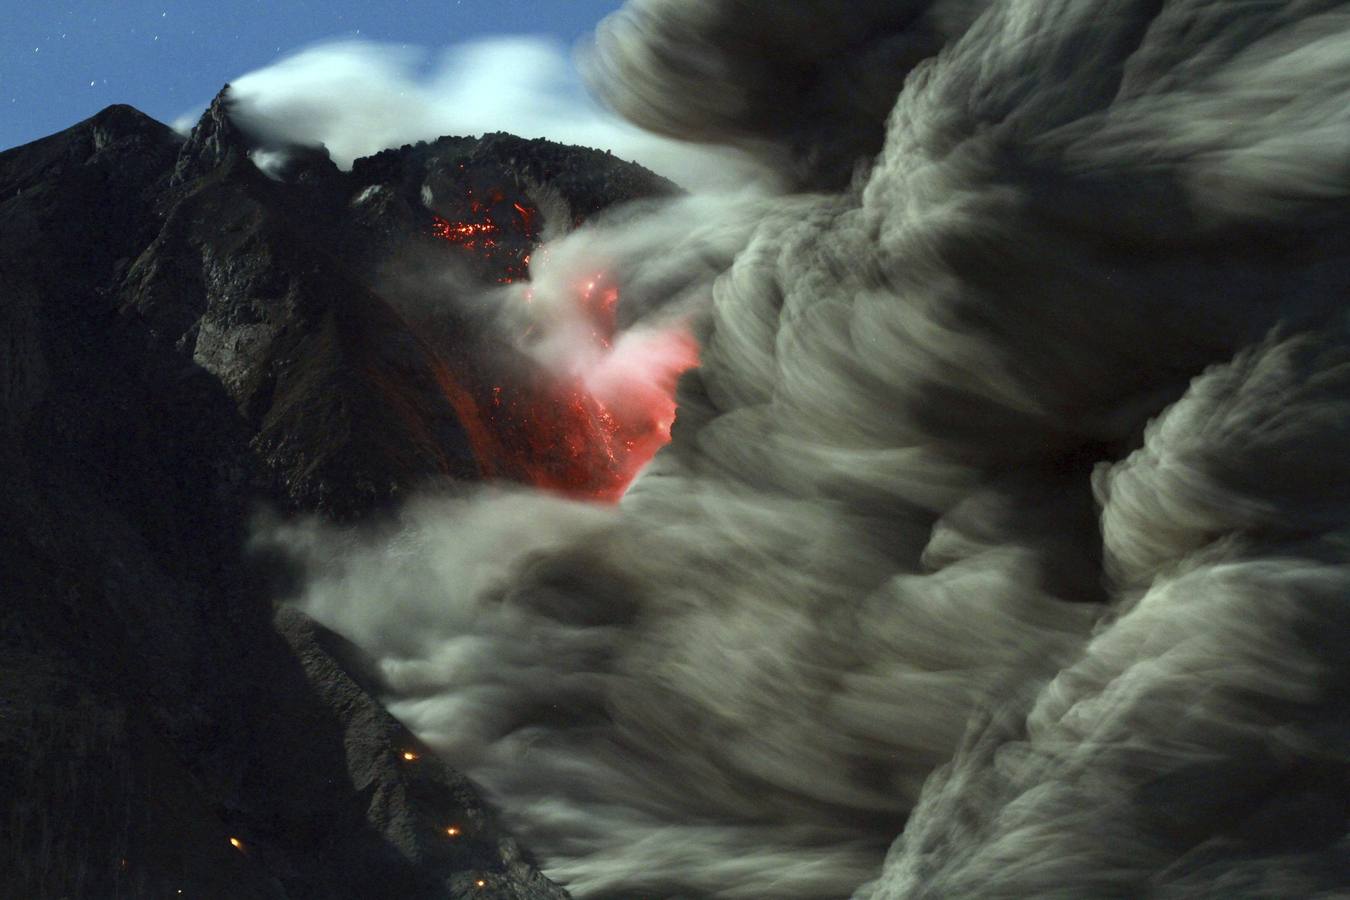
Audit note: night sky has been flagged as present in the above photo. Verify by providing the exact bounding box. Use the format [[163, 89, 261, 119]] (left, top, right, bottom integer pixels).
[[1, 0, 625, 151]]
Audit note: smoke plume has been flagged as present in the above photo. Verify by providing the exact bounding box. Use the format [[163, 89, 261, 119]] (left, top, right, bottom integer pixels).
[[217, 36, 762, 191], [259, 1, 1350, 897]]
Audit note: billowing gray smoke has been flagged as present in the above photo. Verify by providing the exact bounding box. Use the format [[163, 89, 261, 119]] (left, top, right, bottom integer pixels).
[[261, 1, 1350, 897], [585, 0, 991, 188]]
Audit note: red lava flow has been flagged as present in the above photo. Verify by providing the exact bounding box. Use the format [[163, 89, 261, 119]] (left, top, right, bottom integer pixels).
[[429, 204, 698, 500]]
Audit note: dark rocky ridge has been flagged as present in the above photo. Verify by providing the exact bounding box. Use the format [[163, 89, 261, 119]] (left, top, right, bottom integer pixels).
[[0, 89, 673, 898]]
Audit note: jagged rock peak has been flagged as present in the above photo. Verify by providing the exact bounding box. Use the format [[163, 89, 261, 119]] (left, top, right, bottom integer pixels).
[[172, 84, 251, 185]]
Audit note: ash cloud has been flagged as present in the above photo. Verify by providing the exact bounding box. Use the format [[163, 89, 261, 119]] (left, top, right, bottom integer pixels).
[[584, 0, 991, 189], [259, 1, 1350, 898]]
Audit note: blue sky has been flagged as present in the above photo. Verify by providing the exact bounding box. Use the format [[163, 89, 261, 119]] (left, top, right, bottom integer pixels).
[[1, 0, 625, 151]]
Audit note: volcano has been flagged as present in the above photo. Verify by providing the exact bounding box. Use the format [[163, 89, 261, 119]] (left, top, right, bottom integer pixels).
[[0, 88, 673, 899], [8, 1, 1350, 897]]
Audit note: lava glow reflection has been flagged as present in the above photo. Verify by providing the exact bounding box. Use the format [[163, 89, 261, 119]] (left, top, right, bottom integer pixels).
[[497, 272, 697, 501], [446, 272, 699, 502], [426, 197, 697, 501]]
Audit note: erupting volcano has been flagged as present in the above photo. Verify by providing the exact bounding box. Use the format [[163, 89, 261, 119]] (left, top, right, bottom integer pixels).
[[14, 2, 1349, 899], [0, 80, 684, 898]]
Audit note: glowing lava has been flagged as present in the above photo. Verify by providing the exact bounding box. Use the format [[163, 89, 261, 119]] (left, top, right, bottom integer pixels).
[[437, 272, 698, 502], [430, 195, 533, 282], [426, 189, 696, 500], [431, 216, 498, 248], [505, 272, 699, 500]]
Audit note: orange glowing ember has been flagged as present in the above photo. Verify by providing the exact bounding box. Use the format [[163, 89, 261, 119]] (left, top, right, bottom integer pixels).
[[446, 826, 461, 837], [431, 216, 498, 247], [512, 201, 538, 238], [402, 750, 418, 761], [428, 188, 540, 282], [228, 837, 243, 851], [475, 879, 487, 889]]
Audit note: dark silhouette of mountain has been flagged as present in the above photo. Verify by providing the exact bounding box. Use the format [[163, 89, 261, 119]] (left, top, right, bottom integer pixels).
[[0, 88, 672, 899]]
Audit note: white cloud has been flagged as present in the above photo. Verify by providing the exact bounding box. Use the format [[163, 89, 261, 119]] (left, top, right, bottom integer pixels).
[[220, 36, 764, 192]]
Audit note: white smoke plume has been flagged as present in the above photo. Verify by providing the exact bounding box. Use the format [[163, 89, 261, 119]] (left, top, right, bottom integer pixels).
[[258, 1, 1350, 897], [217, 36, 762, 191]]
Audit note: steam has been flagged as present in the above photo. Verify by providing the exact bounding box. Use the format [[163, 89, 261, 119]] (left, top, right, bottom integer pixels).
[[496, 191, 762, 391], [260, 1, 1350, 898], [220, 36, 763, 191]]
